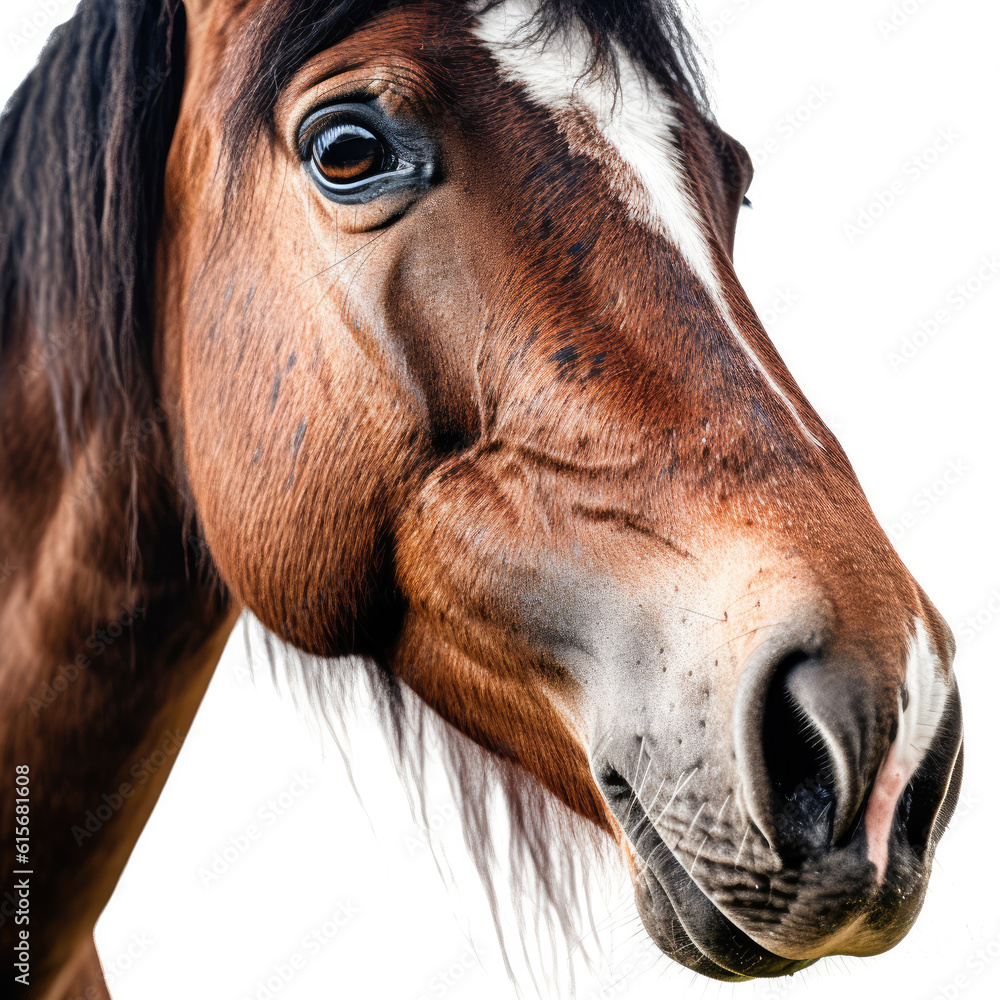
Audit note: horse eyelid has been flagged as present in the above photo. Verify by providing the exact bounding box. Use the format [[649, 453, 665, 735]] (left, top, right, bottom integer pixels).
[[298, 104, 433, 169]]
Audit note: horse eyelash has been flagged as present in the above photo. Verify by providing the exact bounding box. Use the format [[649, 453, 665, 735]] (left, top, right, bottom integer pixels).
[[296, 95, 381, 156]]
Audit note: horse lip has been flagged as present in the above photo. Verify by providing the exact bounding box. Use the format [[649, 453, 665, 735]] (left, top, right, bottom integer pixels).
[[632, 720, 963, 977], [629, 814, 815, 979], [634, 866, 753, 982]]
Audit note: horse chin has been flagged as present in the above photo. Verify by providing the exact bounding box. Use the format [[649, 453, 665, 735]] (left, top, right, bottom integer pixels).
[[628, 734, 965, 979], [631, 839, 816, 981]]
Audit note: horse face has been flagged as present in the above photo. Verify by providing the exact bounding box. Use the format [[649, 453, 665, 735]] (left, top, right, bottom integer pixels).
[[160, 0, 963, 979]]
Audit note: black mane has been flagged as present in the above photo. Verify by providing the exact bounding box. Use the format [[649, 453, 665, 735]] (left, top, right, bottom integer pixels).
[[0, 0, 184, 454]]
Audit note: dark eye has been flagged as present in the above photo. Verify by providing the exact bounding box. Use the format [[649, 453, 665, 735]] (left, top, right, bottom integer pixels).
[[312, 122, 397, 185], [299, 103, 432, 205]]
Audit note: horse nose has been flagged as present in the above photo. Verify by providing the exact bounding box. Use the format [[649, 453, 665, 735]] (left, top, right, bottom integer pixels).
[[734, 632, 883, 853], [734, 625, 960, 863]]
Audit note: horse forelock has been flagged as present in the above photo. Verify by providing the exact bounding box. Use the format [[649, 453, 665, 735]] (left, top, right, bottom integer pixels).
[[218, 0, 711, 175]]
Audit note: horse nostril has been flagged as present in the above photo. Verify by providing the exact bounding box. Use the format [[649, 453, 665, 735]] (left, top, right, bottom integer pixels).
[[594, 761, 646, 833], [761, 653, 839, 851], [897, 694, 964, 859], [737, 643, 876, 855]]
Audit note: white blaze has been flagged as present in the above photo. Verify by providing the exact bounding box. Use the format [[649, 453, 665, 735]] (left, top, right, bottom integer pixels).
[[473, 0, 821, 447]]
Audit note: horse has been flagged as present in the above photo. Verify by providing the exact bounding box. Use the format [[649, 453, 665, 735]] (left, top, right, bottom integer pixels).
[[0, 0, 965, 996]]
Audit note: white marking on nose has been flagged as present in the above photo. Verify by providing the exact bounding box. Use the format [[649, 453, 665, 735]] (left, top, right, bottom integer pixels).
[[473, 0, 821, 448], [865, 619, 951, 881]]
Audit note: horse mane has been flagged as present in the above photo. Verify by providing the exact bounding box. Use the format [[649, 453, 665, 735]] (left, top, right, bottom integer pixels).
[[0, 0, 184, 462], [263, 625, 626, 992]]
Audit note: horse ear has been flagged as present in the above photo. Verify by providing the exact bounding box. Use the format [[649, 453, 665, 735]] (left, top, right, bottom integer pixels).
[[701, 120, 754, 258]]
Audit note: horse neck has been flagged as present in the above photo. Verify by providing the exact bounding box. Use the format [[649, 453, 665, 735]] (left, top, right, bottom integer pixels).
[[0, 346, 236, 994]]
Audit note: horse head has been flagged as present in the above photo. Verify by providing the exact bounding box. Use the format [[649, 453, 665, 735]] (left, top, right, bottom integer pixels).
[[0, 0, 962, 988], [156, 0, 964, 978]]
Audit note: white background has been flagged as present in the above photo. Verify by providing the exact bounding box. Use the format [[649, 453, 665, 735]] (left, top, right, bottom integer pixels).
[[3, 1, 999, 998]]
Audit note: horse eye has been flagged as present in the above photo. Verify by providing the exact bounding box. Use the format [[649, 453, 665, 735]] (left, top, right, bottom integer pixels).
[[311, 122, 397, 186], [299, 104, 431, 206]]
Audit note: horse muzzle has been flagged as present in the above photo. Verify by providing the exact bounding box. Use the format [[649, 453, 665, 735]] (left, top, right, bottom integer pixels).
[[588, 615, 964, 980]]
